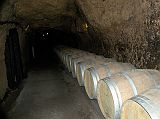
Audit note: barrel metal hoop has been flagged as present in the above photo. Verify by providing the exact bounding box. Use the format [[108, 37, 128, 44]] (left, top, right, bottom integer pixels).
[[71, 57, 80, 72], [89, 67, 100, 99], [75, 59, 81, 75], [80, 64, 86, 85], [73, 61, 76, 76], [132, 96, 159, 119], [70, 58, 75, 71], [68, 56, 72, 71], [65, 54, 70, 66], [104, 79, 122, 119], [73, 60, 79, 76], [71, 61, 75, 78], [103, 64, 112, 77], [69, 57, 72, 69], [123, 72, 138, 96]]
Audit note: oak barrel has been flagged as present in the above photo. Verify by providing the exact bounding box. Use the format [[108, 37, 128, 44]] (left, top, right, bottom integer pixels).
[[84, 62, 135, 99], [121, 87, 160, 119], [97, 69, 160, 119], [76, 58, 115, 86], [70, 54, 103, 78], [65, 52, 86, 72], [66, 52, 93, 72], [70, 57, 93, 78], [60, 50, 75, 65], [62, 51, 80, 68]]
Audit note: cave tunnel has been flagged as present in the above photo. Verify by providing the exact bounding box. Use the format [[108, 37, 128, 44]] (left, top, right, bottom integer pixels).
[[1, 0, 160, 119], [27, 28, 79, 63]]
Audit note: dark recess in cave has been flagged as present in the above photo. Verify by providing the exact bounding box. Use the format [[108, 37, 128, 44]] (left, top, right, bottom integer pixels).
[[27, 28, 80, 65], [5, 28, 23, 90]]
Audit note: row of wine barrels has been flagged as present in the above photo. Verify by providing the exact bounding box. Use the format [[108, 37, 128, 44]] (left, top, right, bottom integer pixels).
[[84, 62, 135, 99], [121, 86, 160, 119], [54, 46, 102, 76], [55, 46, 160, 119], [54, 46, 76, 64], [60, 50, 80, 65], [70, 57, 92, 78], [65, 52, 85, 72], [68, 54, 88, 73], [76, 58, 116, 86], [55, 46, 109, 75], [58, 47, 91, 68], [96, 69, 160, 119], [66, 52, 94, 72], [68, 53, 114, 79]]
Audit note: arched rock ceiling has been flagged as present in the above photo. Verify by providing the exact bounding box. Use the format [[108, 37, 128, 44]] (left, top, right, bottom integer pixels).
[[14, 0, 76, 28]]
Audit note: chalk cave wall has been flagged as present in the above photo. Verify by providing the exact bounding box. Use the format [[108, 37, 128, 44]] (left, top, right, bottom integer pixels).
[[76, 0, 160, 69], [1, 0, 160, 99]]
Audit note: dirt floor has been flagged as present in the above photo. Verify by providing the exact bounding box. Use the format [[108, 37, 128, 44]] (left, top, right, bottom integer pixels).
[[7, 57, 105, 119]]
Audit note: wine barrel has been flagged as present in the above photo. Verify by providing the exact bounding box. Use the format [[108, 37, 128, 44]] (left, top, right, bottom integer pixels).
[[66, 51, 93, 72], [97, 69, 160, 119], [76, 58, 116, 86], [70, 54, 105, 77], [67, 52, 93, 73], [59, 49, 75, 65], [84, 62, 135, 99], [121, 87, 160, 119], [62, 51, 76, 66], [62, 49, 86, 65], [70, 57, 92, 78]]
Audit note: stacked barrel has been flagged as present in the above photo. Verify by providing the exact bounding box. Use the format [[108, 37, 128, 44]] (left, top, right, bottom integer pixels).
[[54, 46, 160, 119]]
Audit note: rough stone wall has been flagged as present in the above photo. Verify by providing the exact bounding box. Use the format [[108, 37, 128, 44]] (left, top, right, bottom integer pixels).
[[9, 0, 160, 70], [70, 15, 92, 51], [0, 0, 15, 100], [14, 0, 76, 28], [76, 0, 160, 69], [0, 0, 27, 100], [0, 25, 8, 99]]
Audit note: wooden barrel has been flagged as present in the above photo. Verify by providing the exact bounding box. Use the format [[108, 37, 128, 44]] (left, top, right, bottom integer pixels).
[[121, 87, 160, 119], [70, 54, 104, 77], [76, 58, 116, 86], [60, 49, 75, 65], [62, 51, 91, 71], [70, 57, 93, 78], [84, 62, 135, 99], [97, 69, 160, 119], [63, 51, 76, 67], [66, 53, 79, 71], [66, 52, 92, 72], [65, 52, 85, 72]]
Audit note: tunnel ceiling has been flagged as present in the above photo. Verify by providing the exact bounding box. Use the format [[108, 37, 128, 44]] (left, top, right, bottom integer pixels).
[[1, 0, 160, 69], [14, 0, 76, 28]]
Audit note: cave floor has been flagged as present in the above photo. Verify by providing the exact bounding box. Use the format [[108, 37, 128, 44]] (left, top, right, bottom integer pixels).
[[8, 58, 105, 119]]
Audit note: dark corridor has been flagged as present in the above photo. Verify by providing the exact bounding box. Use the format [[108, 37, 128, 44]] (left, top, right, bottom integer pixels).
[[28, 29, 80, 63], [5, 29, 104, 119]]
